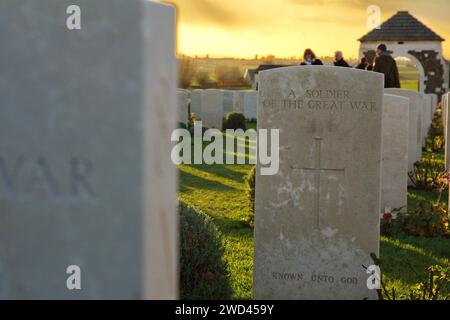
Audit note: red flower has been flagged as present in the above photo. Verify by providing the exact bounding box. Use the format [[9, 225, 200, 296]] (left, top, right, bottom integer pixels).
[[383, 213, 393, 221]]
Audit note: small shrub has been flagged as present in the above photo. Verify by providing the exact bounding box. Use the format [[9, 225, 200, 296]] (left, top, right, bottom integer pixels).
[[398, 202, 449, 238], [425, 111, 445, 153], [244, 166, 256, 227], [399, 173, 450, 238], [380, 208, 403, 237], [223, 112, 246, 131], [369, 255, 450, 300], [408, 155, 445, 190], [179, 202, 232, 299], [430, 136, 445, 153], [406, 265, 450, 300]]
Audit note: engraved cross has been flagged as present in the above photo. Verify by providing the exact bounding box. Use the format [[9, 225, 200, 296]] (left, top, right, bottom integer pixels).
[[291, 138, 345, 230]]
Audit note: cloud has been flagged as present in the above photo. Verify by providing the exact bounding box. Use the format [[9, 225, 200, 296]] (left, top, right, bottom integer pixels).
[[165, 0, 450, 59], [165, 0, 262, 28]]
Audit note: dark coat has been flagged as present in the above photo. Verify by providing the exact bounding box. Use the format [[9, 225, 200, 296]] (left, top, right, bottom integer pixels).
[[373, 53, 401, 88], [301, 59, 323, 66], [334, 59, 350, 68], [356, 63, 367, 70]]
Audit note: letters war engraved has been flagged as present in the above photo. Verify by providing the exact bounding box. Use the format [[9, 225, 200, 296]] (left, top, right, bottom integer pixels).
[[0, 156, 95, 201], [262, 89, 377, 113], [272, 271, 359, 287]]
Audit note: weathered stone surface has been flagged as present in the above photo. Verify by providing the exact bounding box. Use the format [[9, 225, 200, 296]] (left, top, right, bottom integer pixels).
[[190, 89, 202, 120], [255, 66, 383, 300], [201, 89, 224, 129], [177, 89, 189, 125], [223, 90, 234, 115], [445, 93, 450, 169], [422, 94, 433, 147], [385, 89, 421, 171], [0, 0, 178, 299], [381, 94, 409, 214], [244, 91, 258, 121], [233, 91, 245, 114]]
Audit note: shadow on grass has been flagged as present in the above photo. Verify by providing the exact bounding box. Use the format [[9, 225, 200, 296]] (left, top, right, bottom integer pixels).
[[381, 234, 450, 295], [179, 170, 237, 193], [192, 164, 252, 185], [180, 203, 234, 300]]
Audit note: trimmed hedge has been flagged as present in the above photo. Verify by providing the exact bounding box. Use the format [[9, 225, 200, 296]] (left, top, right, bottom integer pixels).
[[179, 202, 232, 299], [244, 166, 256, 227], [223, 112, 246, 131]]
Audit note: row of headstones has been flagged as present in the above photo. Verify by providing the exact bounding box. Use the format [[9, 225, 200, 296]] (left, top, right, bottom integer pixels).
[[443, 92, 450, 169], [380, 89, 438, 240], [0, 0, 441, 300], [443, 92, 450, 221], [177, 89, 258, 128], [253, 67, 439, 300]]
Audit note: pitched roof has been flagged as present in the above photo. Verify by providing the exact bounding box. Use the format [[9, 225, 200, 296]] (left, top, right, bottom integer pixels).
[[359, 11, 444, 42]]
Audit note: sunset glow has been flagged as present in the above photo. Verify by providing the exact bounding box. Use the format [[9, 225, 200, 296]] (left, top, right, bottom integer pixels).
[[165, 0, 450, 59]]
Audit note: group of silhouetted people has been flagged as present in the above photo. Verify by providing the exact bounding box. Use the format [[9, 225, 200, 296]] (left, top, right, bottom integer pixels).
[[300, 44, 401, 88]]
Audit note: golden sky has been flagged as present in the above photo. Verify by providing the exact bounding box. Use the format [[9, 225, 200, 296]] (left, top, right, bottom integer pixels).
[[163, 0, 450, 60]]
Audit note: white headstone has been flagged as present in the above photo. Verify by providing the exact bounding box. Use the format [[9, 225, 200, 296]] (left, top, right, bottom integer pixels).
[[422, 94, 433, 147], [441, 94, 447, 132], [417, 93, 425, 152], [223, 90, 234, 116], [381, 94, 410, 214], [385, 89, 421, 171], [244, 91, 258, 121], [0, 0, 178, 299], [430, 93, 438, 115], [255, 66, 383, 300], [191, 89, 202, 120], [201, 89, 224, 129], [445, 93, 450, 169], [233, 91, 245, 114], [177, 89, 189, 126]]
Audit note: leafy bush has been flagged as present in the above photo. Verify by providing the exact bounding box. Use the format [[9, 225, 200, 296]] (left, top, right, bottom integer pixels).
[[223, 112, 246, 131], [430, 136, 445, 153], [398, 202, 449, 238], [369, 255, 450, 300], [408, 155, 446, 190], [399, 173, 450, 238], [425, 111, 445, 153], [380, 208, 403, 237], [179, 202, 232, 299], [244, 166, 256, 227]]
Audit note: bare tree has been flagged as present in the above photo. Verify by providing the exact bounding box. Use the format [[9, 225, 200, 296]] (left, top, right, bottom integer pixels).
[[196, 69, 210, 89]]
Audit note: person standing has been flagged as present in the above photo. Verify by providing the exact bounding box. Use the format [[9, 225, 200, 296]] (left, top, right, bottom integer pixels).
[[356, 57, 370, 70], [373, 44, 401, 88], [334, 51, 350, 67], [301, 49, 323, 66]]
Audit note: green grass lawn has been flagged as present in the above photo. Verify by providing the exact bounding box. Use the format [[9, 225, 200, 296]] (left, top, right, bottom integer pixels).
[[401, 80, 419, 91], [178, 125, 450, 300], [398, 62, 419, 91]]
